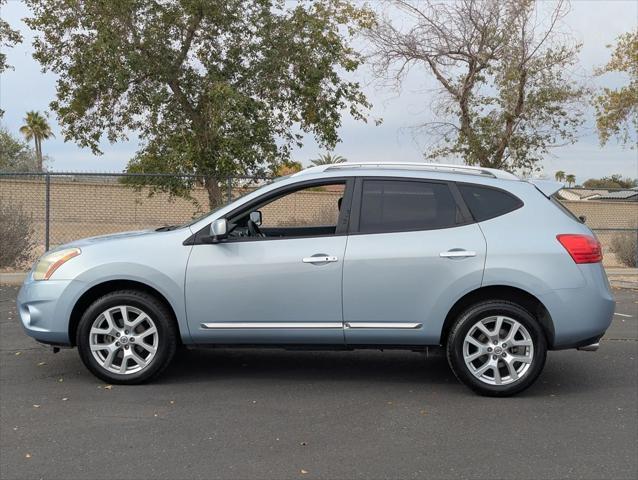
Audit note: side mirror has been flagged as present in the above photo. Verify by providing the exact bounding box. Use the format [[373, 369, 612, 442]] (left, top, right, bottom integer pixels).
[[209, 218, 228, 243], [249, 210, 262, 226]]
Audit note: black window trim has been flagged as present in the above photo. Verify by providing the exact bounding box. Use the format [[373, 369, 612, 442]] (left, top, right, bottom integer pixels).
[[184, 177, 355, 245], [348, 176, 475, 236], [454, 180, 524, 223]]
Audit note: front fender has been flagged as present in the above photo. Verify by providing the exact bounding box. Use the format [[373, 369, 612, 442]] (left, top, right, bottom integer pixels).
[[71, 263, 192, 343]]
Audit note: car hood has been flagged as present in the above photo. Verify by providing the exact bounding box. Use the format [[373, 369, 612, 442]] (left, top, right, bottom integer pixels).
[[58, 229, 166, 249]]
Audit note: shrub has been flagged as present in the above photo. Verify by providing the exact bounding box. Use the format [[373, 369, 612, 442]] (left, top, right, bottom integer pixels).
[[610, 233, 637, 268], [0, 203, 37, 269]]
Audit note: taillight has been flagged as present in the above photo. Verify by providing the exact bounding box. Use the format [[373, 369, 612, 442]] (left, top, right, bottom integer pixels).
[[556, 234, 602, 264]]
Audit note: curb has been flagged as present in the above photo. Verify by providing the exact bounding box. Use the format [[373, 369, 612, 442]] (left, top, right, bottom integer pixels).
[[610, 280, 638, 290], [0, 272, 27, 286]]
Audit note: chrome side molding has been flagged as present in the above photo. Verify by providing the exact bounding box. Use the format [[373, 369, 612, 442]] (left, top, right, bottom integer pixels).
[[201, 322, 423, 330], [201, 322, 342, 329], [345, 322, 422, 329]]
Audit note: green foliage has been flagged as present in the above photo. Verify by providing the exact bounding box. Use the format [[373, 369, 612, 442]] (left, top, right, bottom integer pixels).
[[0, 0, 23, 116], [0, 127, 41, 172], [19, 111, 54, 171], [582, 175, 638, 189], [564, 174, 576, 187], [26, 0, 374, 208], [272, 159, 303, 177], [554, 170, 566, 182], [368, 0, 586, 174], [310, 153, 347, 166], [594, 30, 638, 148]]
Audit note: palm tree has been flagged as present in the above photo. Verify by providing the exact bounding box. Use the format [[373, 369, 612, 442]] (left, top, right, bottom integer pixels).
[[565, 174, 576, 187], [19, 111, 54, 172], [555, 170, 566, 182], [310, 153, 347, 166]]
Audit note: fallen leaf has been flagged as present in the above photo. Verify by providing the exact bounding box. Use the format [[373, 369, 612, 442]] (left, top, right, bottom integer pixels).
[[300, 469, 308, 475], [15, 352, 22, 356], [32, 404, 40, 408], [104, 385, 112, 390], [420, 409, 428, 416]]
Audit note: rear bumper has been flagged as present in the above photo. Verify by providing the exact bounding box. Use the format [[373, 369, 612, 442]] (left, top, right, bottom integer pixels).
[[539, 266, 615, 350], [17, 278, 85, 345]]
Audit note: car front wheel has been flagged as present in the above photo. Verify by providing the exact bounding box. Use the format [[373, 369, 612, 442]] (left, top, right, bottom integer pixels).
[[76, 290, 177, 384], [446, 300, 547, 396]]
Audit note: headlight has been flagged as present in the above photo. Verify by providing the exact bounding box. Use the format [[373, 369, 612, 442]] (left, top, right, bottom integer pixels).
[[33, 248, 81, 281]]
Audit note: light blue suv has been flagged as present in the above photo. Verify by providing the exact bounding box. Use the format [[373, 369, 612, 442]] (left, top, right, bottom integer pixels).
[[17, 163, 615, 396]]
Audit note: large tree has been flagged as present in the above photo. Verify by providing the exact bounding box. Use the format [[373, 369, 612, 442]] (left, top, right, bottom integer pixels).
[[367, 0, 587, 173], [0, 0, 23, 117], [593, 30, 638, 148], [26, 0, 373, 208]]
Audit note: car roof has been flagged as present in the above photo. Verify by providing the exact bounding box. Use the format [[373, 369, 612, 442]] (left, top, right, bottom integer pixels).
[[292, 162, 520, 181]]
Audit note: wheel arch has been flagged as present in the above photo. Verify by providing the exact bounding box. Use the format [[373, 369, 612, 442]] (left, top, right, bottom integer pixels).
[[68, 279, 182, 347], [440, 285, 555, 348]]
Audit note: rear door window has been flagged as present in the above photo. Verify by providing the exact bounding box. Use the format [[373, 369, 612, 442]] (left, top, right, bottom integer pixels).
[[358, 180, 462, 233], [457, 184, 523, 222]]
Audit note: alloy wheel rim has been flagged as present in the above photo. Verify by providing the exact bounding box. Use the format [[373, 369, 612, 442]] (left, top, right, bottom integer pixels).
[[462, 315, 534, 386], [89, 305, 159, 375]]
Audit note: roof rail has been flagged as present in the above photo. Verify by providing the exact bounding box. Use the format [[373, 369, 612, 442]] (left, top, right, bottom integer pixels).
[[294, 162, 519, 180]]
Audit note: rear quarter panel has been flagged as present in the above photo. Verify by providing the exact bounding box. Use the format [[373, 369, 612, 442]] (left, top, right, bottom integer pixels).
[[478, 181, 588, 294]]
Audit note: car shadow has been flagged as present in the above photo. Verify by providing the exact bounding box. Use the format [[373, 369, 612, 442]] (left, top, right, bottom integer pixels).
[[160, 347, 459, 387], [156, 346, 627, 398]]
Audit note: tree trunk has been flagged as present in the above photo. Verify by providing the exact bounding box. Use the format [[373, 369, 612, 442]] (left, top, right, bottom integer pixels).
[[204, 176, 224, 211], [34, 137, 43, 172], [33, 135, 42, 172]]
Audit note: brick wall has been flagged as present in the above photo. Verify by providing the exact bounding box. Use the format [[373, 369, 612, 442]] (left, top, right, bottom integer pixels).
[[1, 177, 636, 267]]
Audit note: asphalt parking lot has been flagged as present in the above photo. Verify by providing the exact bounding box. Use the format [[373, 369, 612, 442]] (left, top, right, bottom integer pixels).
[[1, 285, 636, 480]]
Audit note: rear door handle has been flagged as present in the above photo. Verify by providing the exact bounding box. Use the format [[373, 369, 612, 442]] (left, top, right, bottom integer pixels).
[[302, 255, 338, 264], [439, 250, 476, 258]]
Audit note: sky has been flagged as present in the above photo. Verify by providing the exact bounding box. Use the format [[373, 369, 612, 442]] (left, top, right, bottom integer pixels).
[[1, 0, 637, 183]]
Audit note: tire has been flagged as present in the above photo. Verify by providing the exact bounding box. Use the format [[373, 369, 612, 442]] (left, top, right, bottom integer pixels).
[[446, 300, 547, 397], [76, 290, 178, 384]]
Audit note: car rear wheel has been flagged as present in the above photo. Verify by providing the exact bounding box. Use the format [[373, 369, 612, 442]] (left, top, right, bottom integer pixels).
[[76, 290, 177, 384], [446, 300, 547, 396]]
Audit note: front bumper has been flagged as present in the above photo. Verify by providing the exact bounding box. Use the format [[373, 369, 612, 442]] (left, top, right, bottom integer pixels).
[[17, 277, 85, 345]]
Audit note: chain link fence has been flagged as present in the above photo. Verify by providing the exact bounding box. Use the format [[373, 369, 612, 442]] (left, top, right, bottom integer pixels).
[[1, 172, 636, 269], [0, 172, 270, 268]]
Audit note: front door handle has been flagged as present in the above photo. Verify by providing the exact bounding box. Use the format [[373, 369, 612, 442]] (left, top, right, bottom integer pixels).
[[439, 250, 477, 258], [302, 255, 338, 264]]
